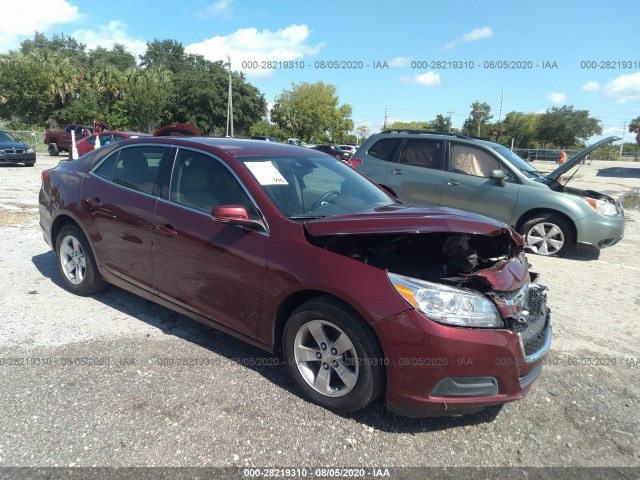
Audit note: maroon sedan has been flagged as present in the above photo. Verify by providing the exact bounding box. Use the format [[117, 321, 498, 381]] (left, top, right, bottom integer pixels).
[[73, 131, 151, 157], [39, 138, 551, 416]]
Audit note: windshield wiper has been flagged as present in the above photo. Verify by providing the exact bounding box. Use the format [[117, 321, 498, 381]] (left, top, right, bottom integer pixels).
[[289, 214, 326, 220]]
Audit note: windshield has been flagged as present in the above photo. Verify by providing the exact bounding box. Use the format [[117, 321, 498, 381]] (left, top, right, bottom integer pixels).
[[239, 154, 396, 219], [0, 130, 16, 142], [485, 143, 545, 180]]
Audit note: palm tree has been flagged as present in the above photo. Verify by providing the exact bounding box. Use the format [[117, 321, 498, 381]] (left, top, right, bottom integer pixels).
[[629, 116, 640, 161]]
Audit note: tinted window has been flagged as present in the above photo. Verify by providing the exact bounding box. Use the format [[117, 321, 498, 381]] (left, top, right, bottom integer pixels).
[[449, 144, 500, 178], [368, 138, 402, 161], [111, 146, 165, 194], [398, 139, 443, 170], [94, 152, 118, 179], [170, 149, 259, 219]]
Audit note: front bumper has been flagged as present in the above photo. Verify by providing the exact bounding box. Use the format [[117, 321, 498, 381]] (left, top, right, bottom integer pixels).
[[373, 308, 551, 417], [574, 211, 625, 249], [0, 152, 36, 165]]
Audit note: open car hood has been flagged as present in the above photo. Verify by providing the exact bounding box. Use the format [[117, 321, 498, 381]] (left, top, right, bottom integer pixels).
[[303, 205, 520, 240], [153, 123, 202, 137], [544, 136, 620, 185]]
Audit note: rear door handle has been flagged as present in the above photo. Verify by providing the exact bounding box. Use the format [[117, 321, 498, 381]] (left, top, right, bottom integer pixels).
[[85, 197, 103, 208], [154, 224, 178, 237], [391, 168, 404, 175], [446, 180, 460, 186]]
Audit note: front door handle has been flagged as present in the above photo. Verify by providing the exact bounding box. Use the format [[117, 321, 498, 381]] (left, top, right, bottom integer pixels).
[[154, 224, 178, 237], [446, 180, 460, 186], [391, 168, 404, 175]]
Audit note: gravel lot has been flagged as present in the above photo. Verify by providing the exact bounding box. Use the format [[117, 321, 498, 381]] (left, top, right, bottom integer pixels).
[[0, 154, 638, 468]]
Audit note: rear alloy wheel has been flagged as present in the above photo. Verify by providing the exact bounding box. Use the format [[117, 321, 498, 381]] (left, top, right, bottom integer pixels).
[[55, 225, 107, 295], [283, 297, 384, 413], [520, 214, 574, 257], [48, 142, 59, 156]]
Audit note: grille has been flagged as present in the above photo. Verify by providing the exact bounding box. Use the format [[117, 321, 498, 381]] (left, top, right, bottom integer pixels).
[[1, 148, 25, 154], [497, 284, 550, 357]]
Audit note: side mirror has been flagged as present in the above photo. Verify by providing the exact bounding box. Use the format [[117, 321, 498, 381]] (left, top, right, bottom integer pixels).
[[489, 169, 506, 186], [211, 205, 266, 232]]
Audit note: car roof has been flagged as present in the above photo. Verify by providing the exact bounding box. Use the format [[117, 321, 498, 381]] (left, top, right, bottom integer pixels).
[[128, 136, 324, 157]]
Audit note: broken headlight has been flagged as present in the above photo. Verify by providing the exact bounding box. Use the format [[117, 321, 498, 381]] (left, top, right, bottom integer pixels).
[[582, 197, 618, 216], [388, 272, 504, 328]]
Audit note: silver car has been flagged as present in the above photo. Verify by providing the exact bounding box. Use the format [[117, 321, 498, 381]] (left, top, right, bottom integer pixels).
[[351, 131, 624, 256]]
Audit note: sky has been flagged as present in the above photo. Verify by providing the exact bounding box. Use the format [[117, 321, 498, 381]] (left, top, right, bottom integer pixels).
[[2, 0, 640, 143]]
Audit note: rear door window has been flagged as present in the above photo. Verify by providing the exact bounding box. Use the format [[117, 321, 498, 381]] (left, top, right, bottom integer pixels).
[[398, 139, 444, 170], [111, 146, 167, 194]]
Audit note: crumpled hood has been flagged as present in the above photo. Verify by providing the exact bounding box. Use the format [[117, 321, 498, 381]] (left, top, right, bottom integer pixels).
[[303, 205, 520, 241]]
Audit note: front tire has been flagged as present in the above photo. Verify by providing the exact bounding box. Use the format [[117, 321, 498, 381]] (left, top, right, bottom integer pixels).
[[55, 225, 107, 295], [520, 214, 574, 257], [283, 297, 385, 413]]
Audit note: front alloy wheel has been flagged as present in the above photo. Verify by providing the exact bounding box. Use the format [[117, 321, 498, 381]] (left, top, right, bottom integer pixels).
[[520, 214, 574, 257], [293, 319, 359, 398], [283, 297, 384, 413]]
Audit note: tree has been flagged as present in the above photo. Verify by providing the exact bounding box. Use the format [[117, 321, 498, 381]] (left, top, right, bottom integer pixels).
[[431, 114, 451, 132], [122, 68, 172, 132], [385, 120, 431, 131], [88, 44, 136, 71], [355, 124, 370, 143], [462, 101, 492, 137], [537, 105, 602, 147], [140, 39, 186, 73], [502, 111, 539, 148], [629, 116, 640, 161], [271, 82, 353, 143], [0, 55, 53, 125]]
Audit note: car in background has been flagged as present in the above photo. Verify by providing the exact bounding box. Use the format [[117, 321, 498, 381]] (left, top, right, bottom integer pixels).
[[351, 130, 624, 256], [251, 136, 278, 142], [517, 148, 562, 162], [286, 138, 303, 146], [312, 144, 352, 162], [0, 129, 36, 166], [73, 131, 151, 157], [39, 137, 550, 417], [339, 145, 358, 156]]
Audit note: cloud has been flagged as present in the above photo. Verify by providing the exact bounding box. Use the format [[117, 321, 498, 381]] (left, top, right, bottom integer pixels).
[[443, 26, 493, 50], [200, 0, 235, 19], [399, 71, 442, 88], [582, 81, 600, 92], [72, 20, 148, 58], [546, 92, 567, 103], [0, 0, 82, 52], [388, 56, 412, 67], [603, 72, 640, 103], [185, 24, 325, 78]]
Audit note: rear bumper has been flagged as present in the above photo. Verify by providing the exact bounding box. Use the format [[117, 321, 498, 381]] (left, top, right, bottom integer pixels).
[[373, 309, 551, 417]]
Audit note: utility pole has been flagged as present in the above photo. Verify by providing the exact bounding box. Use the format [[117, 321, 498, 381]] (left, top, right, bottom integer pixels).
[[447, 110, 454, 132], [496, 91, 504, 141], [619, 122, 626, 156], [226, 55, 234, 138], [383, 107, 388, 129]]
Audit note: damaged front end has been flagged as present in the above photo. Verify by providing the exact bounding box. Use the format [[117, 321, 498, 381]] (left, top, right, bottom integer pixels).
[[306, 225, 551, 360]]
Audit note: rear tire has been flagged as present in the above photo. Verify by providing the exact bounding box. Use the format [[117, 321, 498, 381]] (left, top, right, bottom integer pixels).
[[55, 225, 107, 295], [283, 297, 385, 413], [48, 142, 59, 156], [519, 214, 574, 257]]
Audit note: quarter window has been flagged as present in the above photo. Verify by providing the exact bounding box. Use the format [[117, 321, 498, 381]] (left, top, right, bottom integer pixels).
[[367, 138, 402, 162]]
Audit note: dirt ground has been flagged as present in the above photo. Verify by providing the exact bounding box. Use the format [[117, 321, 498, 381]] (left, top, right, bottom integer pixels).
[[0, 155, 638, 469]]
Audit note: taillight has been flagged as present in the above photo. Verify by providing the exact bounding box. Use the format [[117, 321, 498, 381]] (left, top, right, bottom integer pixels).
[[347, 157, 363, 168]]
